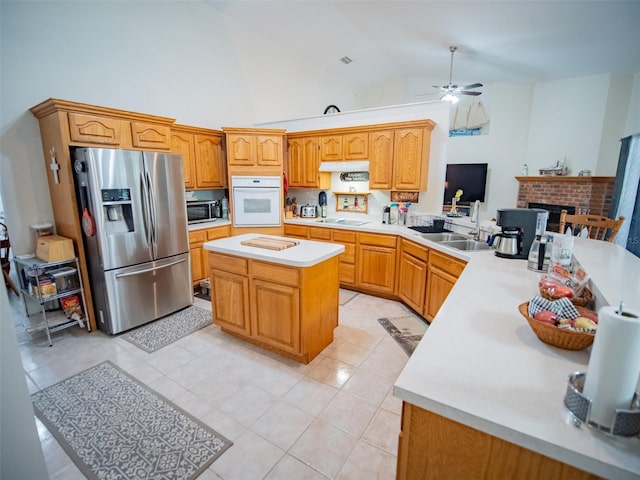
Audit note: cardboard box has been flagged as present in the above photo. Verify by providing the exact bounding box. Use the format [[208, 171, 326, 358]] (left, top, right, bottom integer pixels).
[[36, 235, 75, 263]]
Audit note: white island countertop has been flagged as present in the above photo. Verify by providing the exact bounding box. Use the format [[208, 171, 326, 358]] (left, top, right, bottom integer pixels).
[[203, 233, 345, 267], [394, 238, 640, 479]]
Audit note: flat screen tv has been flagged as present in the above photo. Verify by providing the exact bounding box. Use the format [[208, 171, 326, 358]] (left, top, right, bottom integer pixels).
[[443, 163, 488, 205]]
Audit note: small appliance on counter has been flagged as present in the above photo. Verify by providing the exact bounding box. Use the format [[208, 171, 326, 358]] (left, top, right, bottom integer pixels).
[[382, 206, 391, 224], [300, 204, 318, 218], [318, 191, 327, 218], [527, 209, 552, 271], [494, 208, 548, 259]]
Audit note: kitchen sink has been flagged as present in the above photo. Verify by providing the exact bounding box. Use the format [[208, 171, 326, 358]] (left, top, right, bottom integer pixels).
[[315, 218, 369, 226], [417, 232, 470, 242], [439, 239, 491, 251]]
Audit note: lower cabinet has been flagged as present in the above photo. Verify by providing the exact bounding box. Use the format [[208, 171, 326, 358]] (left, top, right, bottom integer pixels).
[[397, 402, 599, 480], [424, 250, 466, 321], [209, 251, 339, 363], [189, 225, 230, 285], [397, 239, 429, 313], [357, 232, 397, 295]]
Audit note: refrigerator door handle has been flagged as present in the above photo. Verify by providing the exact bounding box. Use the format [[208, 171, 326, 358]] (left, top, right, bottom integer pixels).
[[114, 257, 187, 279], [145, 169, 158, 259], [140, 172, 153, 250]]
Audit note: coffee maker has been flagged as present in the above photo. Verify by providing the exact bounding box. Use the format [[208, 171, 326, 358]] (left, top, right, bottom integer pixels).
[[494, 208, 548, 259]]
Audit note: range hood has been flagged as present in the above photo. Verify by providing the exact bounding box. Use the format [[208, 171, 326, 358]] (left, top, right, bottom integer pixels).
[[318, 160, 369, 172]]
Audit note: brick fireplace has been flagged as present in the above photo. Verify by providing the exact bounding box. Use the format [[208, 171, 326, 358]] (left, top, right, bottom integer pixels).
[[516, 176, 616, 231]]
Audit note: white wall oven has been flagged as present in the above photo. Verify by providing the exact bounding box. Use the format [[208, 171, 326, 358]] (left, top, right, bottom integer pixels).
[[231, 176, 281, 227]]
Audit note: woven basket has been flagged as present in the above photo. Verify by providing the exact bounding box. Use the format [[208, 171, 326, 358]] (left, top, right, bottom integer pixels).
[[539, 285, 593, 308], [518, 302, 596, 351]]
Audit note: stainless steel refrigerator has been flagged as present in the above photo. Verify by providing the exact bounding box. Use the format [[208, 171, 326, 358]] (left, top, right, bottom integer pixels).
[[73, 147, 192, 334]]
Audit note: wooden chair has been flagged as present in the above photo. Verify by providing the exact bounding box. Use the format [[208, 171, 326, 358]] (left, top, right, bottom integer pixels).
[[1, 222, 19, 295], [558, 210, 625, 242]]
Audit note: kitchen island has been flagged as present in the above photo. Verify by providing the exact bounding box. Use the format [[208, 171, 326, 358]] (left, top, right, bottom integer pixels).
[[393, 239, 640, 480], [203, 234, 345, 363]]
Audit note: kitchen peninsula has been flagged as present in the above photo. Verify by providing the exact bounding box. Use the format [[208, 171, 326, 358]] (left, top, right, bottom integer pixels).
[[203, 234, 344, 364]]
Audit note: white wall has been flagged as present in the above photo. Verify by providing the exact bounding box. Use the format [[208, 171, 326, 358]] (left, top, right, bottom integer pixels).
[[625, 72, 640, 137], [0, 0, 359, 252]]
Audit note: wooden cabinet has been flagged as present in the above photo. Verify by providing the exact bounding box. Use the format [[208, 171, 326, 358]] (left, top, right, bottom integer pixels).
[[398, 239, 429, 313], [320, 132, 368, 161], [283, 224, 309, 239], [393, 127, 427, 191], [208, 251, 339, 363], [425, 250, 466, 321], [397, 402, 599, 480], [357, 232, 397, 295], [189, 225, 230, 285], [224, 128, 285, 173], [287, 136, 330, 188], [171, 125, 226, 189], [30, 98, 177, 331], [334, 229, 357, 286], [368, 130, 394, 190]]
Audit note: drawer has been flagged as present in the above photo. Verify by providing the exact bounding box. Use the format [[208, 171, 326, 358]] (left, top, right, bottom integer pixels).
[[402, 239, 429, 262], [429, 250, 466, 277], [209, 252, 248, 275], [251, 261, 299, 287], [359, 232, 397, 248], [339, 262, 356, 284], [332, 229, 357, 243], [207, 225, 230, 240], [309, 227, 332, 241], [189, 230, 207, 244], [284, 224, 308, 238]]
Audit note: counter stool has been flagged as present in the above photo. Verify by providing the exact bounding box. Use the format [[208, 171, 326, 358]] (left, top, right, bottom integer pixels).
[[558, 210, 625, 242]]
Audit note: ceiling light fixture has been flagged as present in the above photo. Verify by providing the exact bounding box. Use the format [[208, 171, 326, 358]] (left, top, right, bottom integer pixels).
[[340, 56, 352, 65], [442, 93, 459, 104]]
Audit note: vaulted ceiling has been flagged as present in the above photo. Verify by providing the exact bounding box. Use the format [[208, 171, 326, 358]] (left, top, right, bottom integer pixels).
[[208, 0, 640, 95]]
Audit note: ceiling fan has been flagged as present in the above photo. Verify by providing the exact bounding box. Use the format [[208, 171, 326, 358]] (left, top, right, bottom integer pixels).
[[427, 46, 483, 103]]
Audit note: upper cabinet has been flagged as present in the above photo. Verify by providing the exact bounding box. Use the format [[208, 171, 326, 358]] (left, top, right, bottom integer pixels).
[[223, 128, 285, 174], [287, 120, 435, 192], [287, 135, 330, 189], [320, 132, 368, 161], [171, 125, 226, 189]]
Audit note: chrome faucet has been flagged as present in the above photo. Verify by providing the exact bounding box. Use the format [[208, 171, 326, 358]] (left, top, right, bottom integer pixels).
[[469, 200, 481, 239]]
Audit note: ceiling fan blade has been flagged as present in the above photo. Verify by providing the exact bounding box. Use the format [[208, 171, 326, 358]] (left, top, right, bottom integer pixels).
[[459, 91, 482, 96], [461, 83, 483, 90]]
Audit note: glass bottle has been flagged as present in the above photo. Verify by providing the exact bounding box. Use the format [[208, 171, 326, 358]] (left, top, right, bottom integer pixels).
[[389, 203, 399, 224]]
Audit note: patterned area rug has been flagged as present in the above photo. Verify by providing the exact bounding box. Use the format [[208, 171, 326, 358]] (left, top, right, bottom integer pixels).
[[122, 306, 211, 353], [31, 361, 232, 480], [377, 315, 428, 356]]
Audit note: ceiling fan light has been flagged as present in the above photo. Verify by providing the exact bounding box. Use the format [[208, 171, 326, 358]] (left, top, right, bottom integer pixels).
[[442, 93, 459, 104]]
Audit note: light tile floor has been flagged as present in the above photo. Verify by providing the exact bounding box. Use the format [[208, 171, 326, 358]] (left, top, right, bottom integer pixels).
[[11, 289, 413, 479]]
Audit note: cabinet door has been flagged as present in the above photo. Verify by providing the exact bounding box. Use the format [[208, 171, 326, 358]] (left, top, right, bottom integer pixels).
[[369, 130, 394, 190], [343, 132, 368, 160], [287, 138, 305, 187], [227, 134, 256, 166], [170, 131, 196, 189], [251, 278, 300, 354], [256, 135, 282, 167], [398, 251, 428, 313], [357, 245, 396, 294], [424, 267, 457, 321], [189, 230, 206, 284], [302, 137, 321, 186], [393, 127, 424, 191], [195, 134, 225, 188], [68, 113, 122, 145], [320, 135, 343, 161], [131, 121, 171, 150], [211, 269, 251, 335]]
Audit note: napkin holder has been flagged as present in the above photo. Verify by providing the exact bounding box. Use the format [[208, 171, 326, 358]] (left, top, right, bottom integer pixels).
[[564, 372, 640, 437]]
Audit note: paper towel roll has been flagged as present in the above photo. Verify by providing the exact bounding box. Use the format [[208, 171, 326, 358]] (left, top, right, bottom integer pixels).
[[582, 305, 640, 429]]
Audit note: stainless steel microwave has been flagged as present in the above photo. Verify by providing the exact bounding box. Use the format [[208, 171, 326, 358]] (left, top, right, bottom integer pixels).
[[186, 201, 219, 224]]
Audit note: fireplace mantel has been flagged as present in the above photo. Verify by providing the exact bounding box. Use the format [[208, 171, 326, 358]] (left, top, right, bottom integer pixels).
[[516, 176, 615, 218], [515, 176, 614, 184]]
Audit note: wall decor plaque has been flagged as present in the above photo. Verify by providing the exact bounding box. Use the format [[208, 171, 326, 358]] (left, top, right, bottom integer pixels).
[[339, 172, 369, 182], [391, 191, 419, 202]]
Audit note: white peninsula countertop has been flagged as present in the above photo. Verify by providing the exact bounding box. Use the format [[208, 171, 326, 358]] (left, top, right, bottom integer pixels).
[[203, 233, 345, 267], [394, 239, 640, 480]]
